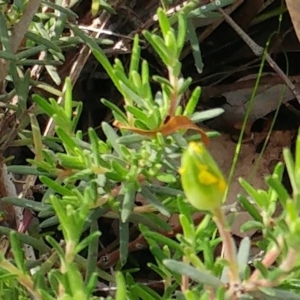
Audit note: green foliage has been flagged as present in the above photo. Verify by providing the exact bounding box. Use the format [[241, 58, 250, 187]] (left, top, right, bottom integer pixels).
[[0, 2, 299, 300]]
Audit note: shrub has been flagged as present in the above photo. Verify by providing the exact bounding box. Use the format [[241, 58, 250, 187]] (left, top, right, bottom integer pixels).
[[1, 6, 300, 300]]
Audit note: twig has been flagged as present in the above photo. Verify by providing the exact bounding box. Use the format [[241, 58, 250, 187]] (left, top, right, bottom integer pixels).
[[217, 7, 300, 102], [213, 207, 240, 285]]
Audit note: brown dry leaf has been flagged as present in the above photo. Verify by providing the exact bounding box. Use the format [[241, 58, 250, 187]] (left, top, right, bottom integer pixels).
[[114, 116, 209, 145], [0, 235, 10, 256], [286, 0, 300, 44], [206, 76, 295, 133], [0, 159, 16, 229]]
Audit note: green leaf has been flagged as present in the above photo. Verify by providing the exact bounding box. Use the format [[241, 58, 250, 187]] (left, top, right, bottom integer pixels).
[[72, 102, 83, 131], [190, 108, 224, 123], [70, 26, 118, 89], [101, 98, 128, 124], [152, 75, 172, 88], [121, 182, 137, 222], [0, 50, 17, 61], [86, 273, 98, 297], [178, 77, 192, 95], [101, 122, 122, 157], [55, 127, 77, 154], [129, 35, 141, 75], [85, 221, 99, 284], [148, 185, 185, 197], [131, 71, 144, 96], [156, 173, 176, 183], [40, 176, 74, 196], [163, 259, 223, 288], [128, 213, 168, 232], [157, 7, 171, 40], [177, 13, 187, 55], [10, 231, 26, 274], [99, 0, 116, 14], [119, 221, 129, 266], [283, 148, 297, 194], [39, 216, 58, 228], [50, 196, 74, 243], [270, 288, 300, 299], [238, 194, 262, 223], [32, 94, 55, 117], [27, 160, 57, 173], [240, 220, 264, 233], [126, 105, 149, 123], [266, 176, 290, 207], [91, 0, 100, 16], [88, 128, 101, 166], [187, 18, 203, 73], [7, 165, 51, 176], [237, 237, 250, 278], [183, 87, 201, 116], [140, 186, 170, 217], [75, 231, 101, 255], [25, 31, 61, 53], [119, 81, 145, 107], [2, 197, 50, 212], [165, 31, 178, 61], [47, 269, 62, 296], [111, 160, 129, 178], [239, 178, 263, 208], [43, 149, 56, 168], [254, 260, 269, 278], [0, 226, 50, 254], [117, 134, 147, 145], [179, 214, 194, 243], [67, 263, 86, 296], [41, 0, 78, 17], [143, 31, 170, 66], [10, 65, 29, 114], [64, 77, 73, 120], [17, 45, 46, 60], [45, 64, 61, 85], [0, 13, 12, 52], [129, 283, 161, 300], [142, 230, 183, 254], [116, 271, 127, 300], [29, 113, 44, 161]]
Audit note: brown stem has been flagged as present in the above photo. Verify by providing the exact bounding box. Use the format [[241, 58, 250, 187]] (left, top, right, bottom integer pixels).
[[279, 248, 298, 272], [249, 235, 283, 283], [212, 207, 239, 284], [181, 256, 189, 292]]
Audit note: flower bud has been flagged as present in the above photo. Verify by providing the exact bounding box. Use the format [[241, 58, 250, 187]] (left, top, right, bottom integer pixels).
[[180, 142, 227, 211]]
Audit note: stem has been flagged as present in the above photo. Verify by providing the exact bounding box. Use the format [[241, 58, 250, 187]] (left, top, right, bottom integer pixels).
[[212, 207, 240, 284], [167, 66, 179, 117], [181, 256, 189, 292], [249, 235, 283, 282], [279, 248, 298, 272]]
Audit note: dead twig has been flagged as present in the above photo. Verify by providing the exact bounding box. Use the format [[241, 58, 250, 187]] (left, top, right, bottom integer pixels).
[[217, 6, 300, 103]]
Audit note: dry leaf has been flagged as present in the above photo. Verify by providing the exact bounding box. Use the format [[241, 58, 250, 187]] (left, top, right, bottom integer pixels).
[[286, 0, 300, 44], [114, 116, 209, 145]]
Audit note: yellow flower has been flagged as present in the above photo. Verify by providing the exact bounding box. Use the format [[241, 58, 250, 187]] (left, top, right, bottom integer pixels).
[[180, 142, 227, 212]]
